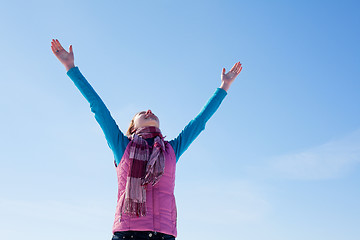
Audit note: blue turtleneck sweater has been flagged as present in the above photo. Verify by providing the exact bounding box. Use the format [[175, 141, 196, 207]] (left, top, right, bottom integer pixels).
[[66, 66, 227, 165]]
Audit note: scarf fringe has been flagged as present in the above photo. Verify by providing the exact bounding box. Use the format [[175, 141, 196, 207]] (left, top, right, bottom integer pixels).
[[122, 198, 147, 217]]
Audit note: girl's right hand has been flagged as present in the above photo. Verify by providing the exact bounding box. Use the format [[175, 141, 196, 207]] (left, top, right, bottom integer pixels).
[[51, 39, 75, 71]]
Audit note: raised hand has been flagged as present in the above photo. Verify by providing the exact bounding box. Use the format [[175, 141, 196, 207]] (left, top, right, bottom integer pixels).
[[51, 39, 75, 71], [220, 61, 243, 92]]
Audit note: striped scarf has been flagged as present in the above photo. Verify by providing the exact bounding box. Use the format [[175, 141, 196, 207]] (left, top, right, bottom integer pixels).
[[122, 126, 165, 217]]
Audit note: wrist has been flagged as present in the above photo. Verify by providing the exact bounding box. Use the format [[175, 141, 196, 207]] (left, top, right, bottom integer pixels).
[[65, 63, 75, 72], [220, 81, 231, 92]]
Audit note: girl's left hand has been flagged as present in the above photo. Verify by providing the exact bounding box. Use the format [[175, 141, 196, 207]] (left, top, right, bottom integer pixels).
[[220, 61, 242, 91], [221, 61, 242, 85]]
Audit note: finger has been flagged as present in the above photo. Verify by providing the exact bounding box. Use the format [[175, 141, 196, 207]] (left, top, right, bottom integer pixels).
[[51, 40, 61, 52], [222, 68, 225, 75], [54, 39, 61, 48], [52, 39, 60, 48], [56, 39, 66, 51], [236, 62, 242, 73], [233, 62, 238, 73], [69, 45, 73, 54], [230, 62, 238, 71], [56, 39, 65, 50], [51, 45, 57, 54], [51, 40, 57, 49], [234, 62, 241, 72], [51, 43, 60, 54], [230, 63, 237, 72], [235, 62, 241, 72], [232, 63, 239, 73]]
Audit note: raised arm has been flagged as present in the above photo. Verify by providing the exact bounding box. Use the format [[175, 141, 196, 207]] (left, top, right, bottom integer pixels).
[[51, 39, 129, 164], [169, 61, 242, 162]]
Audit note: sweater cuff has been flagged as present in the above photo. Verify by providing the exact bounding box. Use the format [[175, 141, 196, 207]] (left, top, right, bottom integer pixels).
[[215, 87, 228, 98], [66, 66, 80, 78]]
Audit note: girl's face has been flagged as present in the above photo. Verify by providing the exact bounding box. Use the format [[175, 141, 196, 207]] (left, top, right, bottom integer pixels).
[[133, 109, 160, 130]]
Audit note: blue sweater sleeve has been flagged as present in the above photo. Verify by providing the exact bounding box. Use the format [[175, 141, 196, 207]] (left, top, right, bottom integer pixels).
[[66, 66, 129, 165], [168, 88, 227, 162]]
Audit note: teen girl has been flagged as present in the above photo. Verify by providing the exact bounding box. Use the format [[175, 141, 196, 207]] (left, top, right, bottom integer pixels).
[[51, 39, 243, 240]]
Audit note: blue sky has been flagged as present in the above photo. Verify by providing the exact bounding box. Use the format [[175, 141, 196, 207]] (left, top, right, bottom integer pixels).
[[0, 0, 359, 239]]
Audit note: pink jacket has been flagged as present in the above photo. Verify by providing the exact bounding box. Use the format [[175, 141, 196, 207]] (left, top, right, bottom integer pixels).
[[112, 141, 178, 237]]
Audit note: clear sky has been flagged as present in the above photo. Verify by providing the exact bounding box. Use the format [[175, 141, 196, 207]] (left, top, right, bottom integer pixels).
[[1, 0, 359, 239]]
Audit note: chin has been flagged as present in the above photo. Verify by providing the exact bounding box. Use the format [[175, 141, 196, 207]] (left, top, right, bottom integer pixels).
[[148, 123, 159, 128]]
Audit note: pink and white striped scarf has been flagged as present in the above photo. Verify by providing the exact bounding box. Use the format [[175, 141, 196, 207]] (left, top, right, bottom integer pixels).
[[122, 126, 165, 217]]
